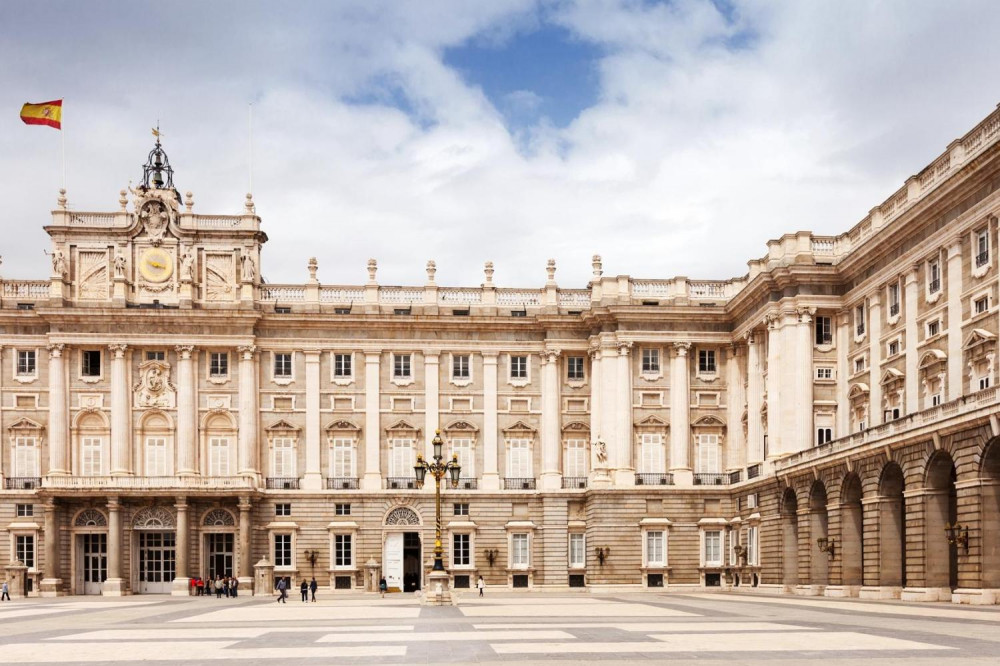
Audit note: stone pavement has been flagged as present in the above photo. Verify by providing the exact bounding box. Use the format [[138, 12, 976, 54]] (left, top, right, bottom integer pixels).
[[1, 591, 999, 664]]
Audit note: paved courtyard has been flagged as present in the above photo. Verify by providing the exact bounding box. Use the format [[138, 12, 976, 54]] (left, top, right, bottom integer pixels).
[[1, 591, 999, 664]]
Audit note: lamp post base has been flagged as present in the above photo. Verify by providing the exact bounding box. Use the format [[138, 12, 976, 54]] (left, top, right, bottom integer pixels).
[[422, 570, 453, 606]]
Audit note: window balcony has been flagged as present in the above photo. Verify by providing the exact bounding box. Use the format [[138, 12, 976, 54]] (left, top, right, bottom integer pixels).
[[976, 251, 989, 267], [562, 476, 588, 489], [635, 473, 674, 486], [856, 324, 865, 336], [5, 477, 41, 490], [728, 470, 743, 484], [889, 303, 899, 316], [457, 477, 478, 490], [326, 477, 359, 490], [694, 473, 729, 486], [387, 476, 417, 490], [504, 477, 536, 490], [266, 477, 300, 490], [747, 464, 761, 479], [929, 278, 941, 293]]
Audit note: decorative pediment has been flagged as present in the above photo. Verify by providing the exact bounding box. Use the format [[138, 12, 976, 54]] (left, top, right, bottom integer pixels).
[[634, 414, 668, 429], [848, 383, 869, 399], [918, 349, 947, 369], [443, 420, 479, 433], [7, 417, 45, 435], [385, 419, 420, 435], [561, 421, 590, 433], [265, 419, 301, 433], [964, 328, 996, 350], [325, 419, 361, 432], [502, 420, 537, 434], [880, 368, 904, 386], [692, 415, 726, 428]]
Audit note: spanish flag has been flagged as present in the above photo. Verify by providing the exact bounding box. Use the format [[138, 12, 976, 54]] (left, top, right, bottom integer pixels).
[[20, 99, 62, 129]]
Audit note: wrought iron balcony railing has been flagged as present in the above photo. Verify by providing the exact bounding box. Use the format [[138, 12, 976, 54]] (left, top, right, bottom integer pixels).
[[635, 473, 674, 486], [504, 477, 536, 490], [694, 473, 729, 486], [5, 477, 41, 490], [387, 476, 417, 490], [562, 477, 588, 489], [326, 477, 359, 490], [266, 477, 300, 490]]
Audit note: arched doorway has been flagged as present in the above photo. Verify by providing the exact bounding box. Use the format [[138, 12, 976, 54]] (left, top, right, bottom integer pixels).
[[202, 509, 237, 581], [72, 509, 108, 595], [382, 507, 423, 593], [840, 474, 863, 589], [809, 481, 829, 589], [925, 451, 958, 591], [982, 439, 1000, 590], [781, 488, 799, 587], [132, 506, 176, 594], [878, 462, 906, 589]]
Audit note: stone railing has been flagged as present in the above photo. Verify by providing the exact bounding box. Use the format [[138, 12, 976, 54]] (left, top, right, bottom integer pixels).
[[2, 281, 50, 300], [380, 287, 423, 304], [558, 290, 591, 307], [43, 476, 256, 489], [68, 212, 119, 227], [496, 289, 542, 306], [774, 386, 1000, 472], [193, 215, 244, 229], [319, 287, 365, 303], [439, 288, 483, 304], [260, 285, 306, 302], [688, 282, 727, 299]]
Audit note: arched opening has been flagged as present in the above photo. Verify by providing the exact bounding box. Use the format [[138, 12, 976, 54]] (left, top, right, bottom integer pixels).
[[982, 439, 1000, 588], [809, 481, 829, 587], [781, 488, 799, 586], [840, 474, 863, 587], [878, 462, 906, 587], [925, 451, 958, 590]]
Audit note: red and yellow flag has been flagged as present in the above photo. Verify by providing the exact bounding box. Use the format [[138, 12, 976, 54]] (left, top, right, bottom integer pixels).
[[20, 99, 62, 129]]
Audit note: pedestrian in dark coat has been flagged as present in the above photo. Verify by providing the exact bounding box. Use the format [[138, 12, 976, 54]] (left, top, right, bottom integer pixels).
[[309, 577, 318, 602]]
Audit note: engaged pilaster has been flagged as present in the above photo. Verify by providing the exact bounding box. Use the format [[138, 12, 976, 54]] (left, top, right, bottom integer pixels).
[[481, 352, 500, 490], [303, 350, 322, 490], [40, 498, 62, 596], [669, 342, 692, 486], [175, 345, 196, 476], [362, 351, 382, 490], [47, 344, 68, 476], [237, 345, 259, 478], [102, 496, 124, 595], [109, 344, 132, 476], [539, 348, 562, 490], [746, 332, 764, 465], [172, 497, 190, 596]]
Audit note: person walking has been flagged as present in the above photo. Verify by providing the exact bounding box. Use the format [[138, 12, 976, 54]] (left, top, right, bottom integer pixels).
[[215, 576, 223, 599], [231, 577, 239, 598], [300, 579, 309, 602], [379, 577, 387, 598], [477, 575, 485, 597], [1, 580, 10, 601], [309, 577, 318, 602], [203, 577, 211, 597], [276, 577, 287, 603]]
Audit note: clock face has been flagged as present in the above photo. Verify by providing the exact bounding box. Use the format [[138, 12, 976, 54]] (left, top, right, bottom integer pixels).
[[139, 248, 173, 283]]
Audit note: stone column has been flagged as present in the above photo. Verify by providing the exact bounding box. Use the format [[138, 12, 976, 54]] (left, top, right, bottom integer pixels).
[[108, 344, 131, 476], [303, 350, 322, 490], [172, 497, 190, 595], [903, 268, 920, 414], [362, 351, 382, 490], [238, 496, 253, 588], [47, 343, 69, 476], [669, 342, 692, 485], [869, 294, 883, 426], [175, 345, 196, 476], [237, 345, 259, 477], [424, 352, 440, 462], [836, 312, 850, 437], [588, 347, 610, 487], [765, 317, 780, 458], [794, 308, 815, 452], [599, 343, 618, 476], [103, 496, 124, 595], [40, 498, 61, 596], [614, 342, 634, 486], [726, 343, 746, 470], [946, 240, 963, 400], [540, 348, 562, 490], [746, 332, 764, 464], [481, 353, 500, 490]]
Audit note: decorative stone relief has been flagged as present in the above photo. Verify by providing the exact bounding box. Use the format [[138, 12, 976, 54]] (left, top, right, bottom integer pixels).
[[74, 508, 108, 528], [203, 508, 236, 527], [384, 507, 421, 526], [139, 200, 170, 245], [205, 252, 236, 301], [77, 249, 110, 300], [132, 506, 175, 529], [78, 394, 104, 409], [205, 394, 232, 410], [133, 360, 176, 409]]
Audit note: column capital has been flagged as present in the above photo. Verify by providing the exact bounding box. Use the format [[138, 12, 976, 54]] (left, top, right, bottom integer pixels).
[[543, 348, 563, 363], [423, 351, 441, 363], [174, 345, 194, 359], [365, 350, 381, 363], [729, 341, 745, 356], [47, 343, 65, 358], [796, 306, 816, 323], [238, 496, 253, 512], [44, 497, 57, 510], [673, 341, 691, 356], [616, 341, 632, 356], [107, 496, 121, 511], [236, 344, 256, 359], [174, 496, 189, 510], [481, 351, 499, 362], [108, 343, 129, 358], [303, 349, 322, 360], [946, 237, 963, 258]]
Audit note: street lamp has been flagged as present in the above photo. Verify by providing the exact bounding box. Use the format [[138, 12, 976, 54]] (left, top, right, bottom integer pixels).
[[414, 429, 461, 572]]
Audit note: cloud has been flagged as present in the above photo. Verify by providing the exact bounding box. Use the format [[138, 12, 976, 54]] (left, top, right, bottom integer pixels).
[[1, 0, 999, 291]]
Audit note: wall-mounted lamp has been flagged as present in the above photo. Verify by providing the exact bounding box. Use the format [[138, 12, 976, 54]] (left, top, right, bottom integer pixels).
[[304, 549, 319, 571], [733, 544, 747, 564], [484, 549, 499, 567], [595, 547, 610, 566], [816, 537, 836, 558], [945, 523, 969, 552]]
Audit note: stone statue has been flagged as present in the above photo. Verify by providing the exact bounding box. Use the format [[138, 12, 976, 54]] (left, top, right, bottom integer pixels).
[[113, 252, 127, 279], [51, 250, 67, 277], [180, 250, 194, 280], [241, 253, 255, 282], [595, 438, 607, 464]]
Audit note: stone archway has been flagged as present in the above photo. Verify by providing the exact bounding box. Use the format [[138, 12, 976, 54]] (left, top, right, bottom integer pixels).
[[781, 488, 799, 587], [878, 462, 906, 589], [925, 451, 958, 591], [839, 474, 863, 589], [809, 481, 829, 588]]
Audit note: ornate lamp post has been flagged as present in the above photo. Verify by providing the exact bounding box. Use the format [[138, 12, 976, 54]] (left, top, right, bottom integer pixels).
[[414, 430, 461, 574]]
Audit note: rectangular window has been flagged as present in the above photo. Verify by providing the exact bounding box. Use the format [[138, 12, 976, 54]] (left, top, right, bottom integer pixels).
[[210, 352, 229, 377], [510, 355, 528, 379], [13, 437, 39, 477], [16, 350, 36, 376], [507, 439, 532, 478], [567, 356, 585, 380], [389, 440, 414, 478], [393, 354, 412, 379], [931, 393, 943, 407], [81, 437, 103, 477], [975, 296, 989, 315], [330, 438, 355, 478], [980, 376, 992, 391], [564, 439, 587, 477], [16, 535, 35, 569], [642, 348, 660, 373], [888, 340, 900, 357], [927, 320, 941, 337], [334, 534, 353, 568], [569, 533, 585, 568], [16, 504, 33, 518], [453, 503, 469, 516], [646, 531, 665, 566], [639, 434, 664, 473], [814, 316, 832, 345], [729, 530, 738, 566], [747, 526, 759, 565], [452, 354, 470, 379], [511, 533, 529, 567], [453, 534, 470, 566], [273, 353, 292, 378], [817, 428, 833, 445], [144, 437, 167, 476], [888, 283, 900, 317], [698, 349, 716, 374], [209, 437, 230, 476], [884, 407, 901, 422], [854, 357, 865, 374], [704, 530, 723, 566], [855, 304, 865, 336], [145, 351, 165, 361], [274, 534, 292, 567], [816, 367, 833, 380], [696, 434, 720, 474], [275, 503, 291, 517], [333, 353, 352, 378], [335, 503, 351, 516], [450, 438, 474, 478], [977, 228, 990, 267], [928, 259, 941, 293], [272, 437, 296, 478], [81, 350, 101, 377]]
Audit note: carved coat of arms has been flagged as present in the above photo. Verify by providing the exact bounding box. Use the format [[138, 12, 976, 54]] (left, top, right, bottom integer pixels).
[[133, 360, 176, 408]]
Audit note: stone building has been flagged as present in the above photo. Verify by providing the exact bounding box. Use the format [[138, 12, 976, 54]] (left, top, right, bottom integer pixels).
[[1, 109, 999, 603]]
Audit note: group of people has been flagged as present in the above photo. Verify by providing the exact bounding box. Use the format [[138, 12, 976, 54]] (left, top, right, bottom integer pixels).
[[274, 577, 318, 603], [190, 575, 240, 598]]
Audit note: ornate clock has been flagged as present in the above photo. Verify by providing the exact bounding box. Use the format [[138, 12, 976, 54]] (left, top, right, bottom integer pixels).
[[139, 247, 173, 283]]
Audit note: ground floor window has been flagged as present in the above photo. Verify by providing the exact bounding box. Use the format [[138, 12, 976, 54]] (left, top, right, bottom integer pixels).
[[274, 533, 293, 567], [511, 533, 530, 568], [569, 533, 585, 568], [15, 534, 35, 568], [334, 534, 352, 568], [453, 533, 470, 566]]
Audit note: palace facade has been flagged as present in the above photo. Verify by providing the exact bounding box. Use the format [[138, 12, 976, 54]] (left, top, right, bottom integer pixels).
[[2, 108, 1000, 603]]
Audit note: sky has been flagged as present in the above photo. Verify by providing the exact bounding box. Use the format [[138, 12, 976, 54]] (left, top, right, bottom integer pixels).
[[1, 0, 999, 288]]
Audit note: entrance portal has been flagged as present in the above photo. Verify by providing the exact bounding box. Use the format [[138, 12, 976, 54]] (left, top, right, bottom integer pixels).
[[206, 533, 234, 580], [80, 533, 107, 595], [138, 531, 176, 594], [403, 532, 422, 592]]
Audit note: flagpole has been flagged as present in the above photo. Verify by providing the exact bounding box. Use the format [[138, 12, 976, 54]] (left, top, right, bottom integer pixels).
[[248, 102, 253, 195], [60, 99, 66, 191]]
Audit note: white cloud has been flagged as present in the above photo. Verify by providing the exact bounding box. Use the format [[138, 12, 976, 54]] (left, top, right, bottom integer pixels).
[[1, 0, 999, 291]]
